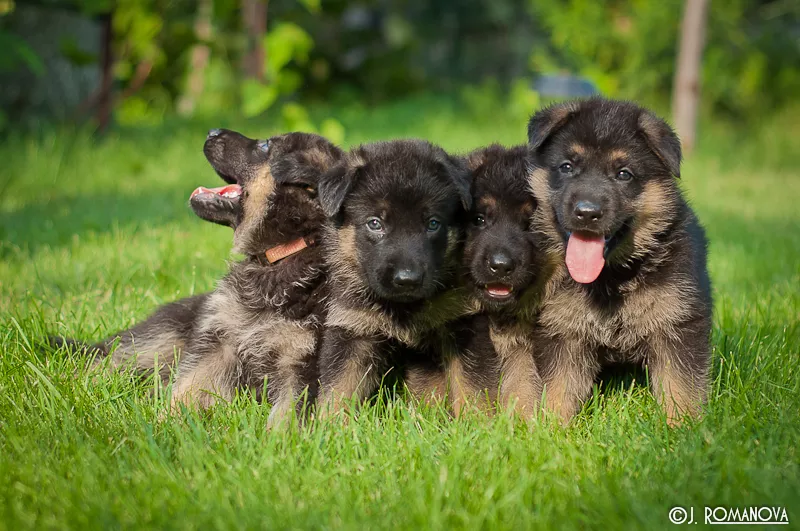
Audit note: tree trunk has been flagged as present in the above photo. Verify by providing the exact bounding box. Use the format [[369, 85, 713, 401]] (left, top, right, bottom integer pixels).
[[97, 12, 114, 132], [177, 0, 213, 116], [242, 0, 268, 81], [672, 0, 709, 154]]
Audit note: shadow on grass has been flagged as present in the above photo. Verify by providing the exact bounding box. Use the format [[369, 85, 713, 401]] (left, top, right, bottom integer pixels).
[[0, 189, 197, 256], [595, 363, 649, 394]]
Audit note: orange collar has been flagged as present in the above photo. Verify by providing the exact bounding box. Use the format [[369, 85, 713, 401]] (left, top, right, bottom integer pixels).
[[264, 237, 311, 263]]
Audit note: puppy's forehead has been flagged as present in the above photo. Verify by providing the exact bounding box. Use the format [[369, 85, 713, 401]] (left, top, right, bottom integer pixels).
[[476, 195, 497, 211], [474, 192, 535, 222], [271, 131, 331, 153], [472, 145, 531, 200], [351, 142, 458, 212], [548, 113, 672, 178], [550, 101, 649, 152], [352, 171, 456, 215]]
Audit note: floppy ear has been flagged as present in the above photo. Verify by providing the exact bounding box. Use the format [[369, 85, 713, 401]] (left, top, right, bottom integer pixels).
[[317, 157, 361, 217], [439, 154, 472, 211], [638, 111, 682, 178], [271, 144, 345, 187], [527, 100, 581, 152]]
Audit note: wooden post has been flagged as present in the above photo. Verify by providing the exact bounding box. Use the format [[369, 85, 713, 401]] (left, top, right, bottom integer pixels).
[[177, 0, 213, 116], [672, 0, 709, 154], [242, 0, 268, 81]]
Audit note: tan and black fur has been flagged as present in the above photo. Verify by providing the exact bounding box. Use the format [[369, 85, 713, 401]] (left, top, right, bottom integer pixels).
[[409, 145, 551, 418], [55, 129, 343, 426], [314, 139, 473, 414], [526, 98, 712, 425], [448, 145, 551, 417], [169, 129, 342, 426], [51, 294, 211, 385]]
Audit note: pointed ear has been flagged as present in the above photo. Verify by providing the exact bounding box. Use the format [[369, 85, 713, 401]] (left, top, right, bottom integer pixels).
[[439, 154, 472, 211], [318, 154, 362, 217], [638, 111, 682, 178], [465, 148, 488, 172], [527, 100, 581, 152]]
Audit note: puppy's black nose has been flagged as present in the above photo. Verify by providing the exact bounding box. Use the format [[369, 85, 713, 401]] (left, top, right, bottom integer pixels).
[[393, 268, 423, 288], [207, 129, 222, 139], [488, 251, 515, 276], [574, 200, 603, 222]]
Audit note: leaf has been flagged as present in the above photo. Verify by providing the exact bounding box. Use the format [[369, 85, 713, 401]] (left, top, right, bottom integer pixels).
[[115, 87, 171, 126], [0, 33, 45, 76], [13, 41, 45, 76], [264, 22, 314, 79], [384, 14, 414, 48], [298, 0, 321, 14], [60, 37, 98, 67], [241, 80, 279, 117], [276, 69, 303, 95], [113, 60, 133, 80]]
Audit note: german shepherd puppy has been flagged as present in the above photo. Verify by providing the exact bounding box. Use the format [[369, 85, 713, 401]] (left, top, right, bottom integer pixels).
[[171, 129, 342, 425], [406, 145, 549, 418], [448, 144, 549, 417], [55, 129, 343, 425], [314, 139, 472, 413], [526, 98, 712, 424]]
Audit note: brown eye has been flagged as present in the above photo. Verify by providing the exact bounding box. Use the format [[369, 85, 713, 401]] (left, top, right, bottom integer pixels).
[[559, 162, 574, 174], [473, 214, 486, 227]]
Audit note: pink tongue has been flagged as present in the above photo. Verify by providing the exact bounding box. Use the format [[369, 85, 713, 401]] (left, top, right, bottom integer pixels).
[[486, 284, 512, 297], [565, 233, 606, 284], [190, 184, 242, 199]]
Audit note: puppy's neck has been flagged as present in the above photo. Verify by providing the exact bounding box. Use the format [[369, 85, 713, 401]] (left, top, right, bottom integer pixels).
[[232, 243, 327, 322], [264, 236, 314, 263]]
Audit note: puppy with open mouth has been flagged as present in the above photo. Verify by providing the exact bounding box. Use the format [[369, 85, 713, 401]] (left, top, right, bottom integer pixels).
[[54, 129, 343, 427], [452, 144, 551, 417], [526, 98, 712, 425], [405, 144, 551, 418]]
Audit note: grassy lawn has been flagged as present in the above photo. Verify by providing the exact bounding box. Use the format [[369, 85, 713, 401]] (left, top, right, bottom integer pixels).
[[0, 96, 798, 529]]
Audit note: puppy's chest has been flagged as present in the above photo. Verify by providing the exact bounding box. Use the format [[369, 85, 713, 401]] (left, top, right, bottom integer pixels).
[[489, 321, 536, 362], [538, 273, 692, 350], [241, 263, 328, 322], [325, 303, 428, 346], [326, 290, 476, 347], [200, 289, 319, 361]]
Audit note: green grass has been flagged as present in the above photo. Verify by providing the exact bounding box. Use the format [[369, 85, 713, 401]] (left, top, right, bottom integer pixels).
[[1, 96, 798, 530]]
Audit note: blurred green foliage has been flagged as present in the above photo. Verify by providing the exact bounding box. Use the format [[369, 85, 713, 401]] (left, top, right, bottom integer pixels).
[[241, 22, 314, 117], [0, 0, 797, 129], [530, 0, 800, 118]]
